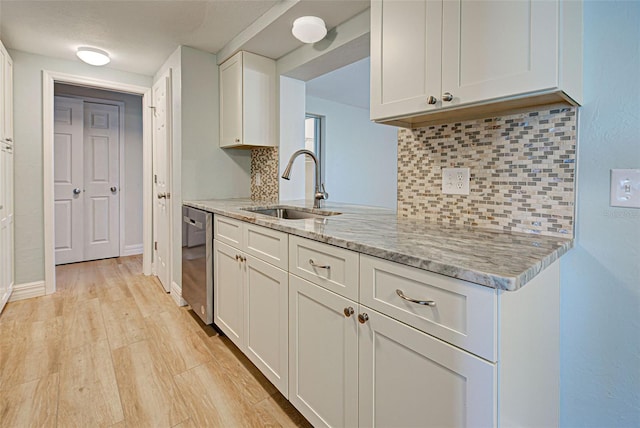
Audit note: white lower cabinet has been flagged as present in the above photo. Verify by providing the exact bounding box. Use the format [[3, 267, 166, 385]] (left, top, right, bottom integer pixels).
[[245, 254, 288, 395], [358, 308, 495, 428], [289, 272, 495, 428], [214, 240, 245, 347], [288, 274, 359, 428], [211, 218, 559, 427], [213, 217, 289, 396]]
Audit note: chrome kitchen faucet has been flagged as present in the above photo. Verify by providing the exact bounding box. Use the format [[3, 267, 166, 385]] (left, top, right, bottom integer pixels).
[[281, 149, 328, 208]]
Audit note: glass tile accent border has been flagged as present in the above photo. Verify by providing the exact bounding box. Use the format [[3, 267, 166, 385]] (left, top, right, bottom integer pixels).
[[251, 147, 279, 202], [397, 107, 577, 238]]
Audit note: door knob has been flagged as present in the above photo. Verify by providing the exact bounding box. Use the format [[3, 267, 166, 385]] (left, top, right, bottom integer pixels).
[[344, 307, 354, 317], [442, 92, 454, 102], [427, 95, 438, 105], [73, 188, 81, 195], [157, 193, 166, 199], [358, 313, 369, 324], [110, 186, 117, 193]]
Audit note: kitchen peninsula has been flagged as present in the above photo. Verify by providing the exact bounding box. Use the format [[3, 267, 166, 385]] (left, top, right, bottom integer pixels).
[[185, 197, 571, 427]]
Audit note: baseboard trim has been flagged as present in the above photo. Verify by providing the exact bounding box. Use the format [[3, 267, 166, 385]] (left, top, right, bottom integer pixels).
[[122, 244, 144, 256], [171, 281, 187, 307], [9, 281, 47, 302]]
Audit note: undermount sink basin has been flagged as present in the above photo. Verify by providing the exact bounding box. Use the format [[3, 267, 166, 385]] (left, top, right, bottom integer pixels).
[[242, 206, 341, 220]]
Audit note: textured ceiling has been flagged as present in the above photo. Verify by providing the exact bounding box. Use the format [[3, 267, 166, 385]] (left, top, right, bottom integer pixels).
[[0, 0, 369, 77], [0, 0, 277, 76]]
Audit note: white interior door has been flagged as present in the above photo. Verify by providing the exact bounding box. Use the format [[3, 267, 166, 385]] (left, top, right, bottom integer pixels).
[[54, 96, 84, 264], [153, 71, 171, 292], [83, 102, 120, 261]]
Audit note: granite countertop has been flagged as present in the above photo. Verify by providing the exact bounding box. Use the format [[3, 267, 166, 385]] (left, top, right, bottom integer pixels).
[[184, 198, 573, 291]]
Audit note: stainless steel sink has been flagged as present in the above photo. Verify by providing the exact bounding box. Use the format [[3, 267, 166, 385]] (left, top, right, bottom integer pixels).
[[242, 206, 341, 220]]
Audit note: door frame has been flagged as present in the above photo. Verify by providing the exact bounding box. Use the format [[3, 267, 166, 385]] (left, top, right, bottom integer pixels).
[[43, 71, 152, 295], [54, 95, 128, 259]]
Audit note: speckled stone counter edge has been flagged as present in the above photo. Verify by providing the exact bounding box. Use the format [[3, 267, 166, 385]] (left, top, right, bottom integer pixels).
[[184, 199, 573, 291]]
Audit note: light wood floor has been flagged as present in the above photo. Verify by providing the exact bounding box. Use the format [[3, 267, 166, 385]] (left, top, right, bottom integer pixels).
[[0, 256, 311, 428]]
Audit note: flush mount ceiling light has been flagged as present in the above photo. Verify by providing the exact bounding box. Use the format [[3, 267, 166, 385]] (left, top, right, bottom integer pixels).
[[76, 47, 111, 66], [292, 16, 327, 43]]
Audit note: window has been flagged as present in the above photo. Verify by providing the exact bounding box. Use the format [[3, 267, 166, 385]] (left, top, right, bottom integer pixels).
[[304, 114, 324, 199]]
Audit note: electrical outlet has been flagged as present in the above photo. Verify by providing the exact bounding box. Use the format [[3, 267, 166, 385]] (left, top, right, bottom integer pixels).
[[442, 167, 470, 195]]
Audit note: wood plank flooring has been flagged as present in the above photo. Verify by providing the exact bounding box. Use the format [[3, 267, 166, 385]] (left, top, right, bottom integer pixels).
[[0, 256, 311, 428]]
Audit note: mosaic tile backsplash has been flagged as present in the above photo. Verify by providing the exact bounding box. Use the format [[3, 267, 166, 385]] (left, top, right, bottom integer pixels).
[[397, 107, 577, 238], [251, 147, 279, 201]]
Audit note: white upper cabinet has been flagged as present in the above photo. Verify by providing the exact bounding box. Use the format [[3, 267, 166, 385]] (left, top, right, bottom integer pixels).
[[371, 0, 583, 127], [369, 0, 442, 120], [219, 51, 276, 148]]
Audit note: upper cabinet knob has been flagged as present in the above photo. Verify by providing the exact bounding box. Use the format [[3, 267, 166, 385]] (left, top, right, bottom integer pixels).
[[442, 92, 454, 102], [427, 95, 437, 105]]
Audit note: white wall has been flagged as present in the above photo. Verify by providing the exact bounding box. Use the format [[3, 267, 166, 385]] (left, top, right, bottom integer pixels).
[[278, 76, 306, 201], [153, 46, 251, 293], [9, 49, 151, 285], [306, 96, 397, 209], [53, 84, 144, 252], [560, 1, 640, 426]]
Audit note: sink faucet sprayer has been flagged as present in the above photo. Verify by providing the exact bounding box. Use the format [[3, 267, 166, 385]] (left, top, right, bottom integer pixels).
[[281, 149, 328, 208]]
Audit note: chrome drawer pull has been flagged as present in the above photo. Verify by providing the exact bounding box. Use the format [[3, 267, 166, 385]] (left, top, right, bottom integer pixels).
[[396, 289, 436, 307], [309, 259, 330, 270]]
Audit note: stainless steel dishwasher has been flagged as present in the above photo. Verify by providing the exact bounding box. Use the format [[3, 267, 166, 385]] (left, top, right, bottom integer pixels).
[[181, 206, 213, 324]]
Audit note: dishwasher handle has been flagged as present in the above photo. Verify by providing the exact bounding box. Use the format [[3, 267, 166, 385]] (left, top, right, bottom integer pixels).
[[183, 216, 203, 229]]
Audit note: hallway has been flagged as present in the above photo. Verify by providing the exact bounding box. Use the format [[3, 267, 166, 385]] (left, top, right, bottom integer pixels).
[[0, 256, 310, 427]]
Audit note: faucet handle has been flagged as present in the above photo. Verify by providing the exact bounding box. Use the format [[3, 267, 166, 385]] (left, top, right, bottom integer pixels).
[[318, 183, 328, 200]]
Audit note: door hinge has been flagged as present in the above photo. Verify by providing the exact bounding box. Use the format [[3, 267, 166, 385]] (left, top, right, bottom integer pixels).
[[154, 241, 158, 251]]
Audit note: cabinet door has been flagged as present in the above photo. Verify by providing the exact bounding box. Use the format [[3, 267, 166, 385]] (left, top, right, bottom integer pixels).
[[3, 52, 12, 143], [245, 255, 288, 396], [219, 52, 243, 147], [359, 308, 496, 428], [213, 240, 245, 349], [441, 0, 558, 106], [288, 274, 358, 428], [370, 0, 442, 121]]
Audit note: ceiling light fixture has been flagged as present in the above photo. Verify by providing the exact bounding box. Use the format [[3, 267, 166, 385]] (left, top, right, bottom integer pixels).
[[292, 16, 327, 44], [76, 47, 111, 66]]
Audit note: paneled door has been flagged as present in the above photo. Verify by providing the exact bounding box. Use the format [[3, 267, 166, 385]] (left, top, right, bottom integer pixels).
[[54, 97, 120, 264], [83, 102, 120, 261], [152, 70, 171, 292], [54, 97, 84, 264]]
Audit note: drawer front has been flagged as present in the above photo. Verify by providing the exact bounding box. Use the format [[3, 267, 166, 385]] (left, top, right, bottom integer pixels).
[[243, 223, 288, 270], [360, 254, 497, 361], [289, 235, 359, 301], [214, 215, 243, 249]]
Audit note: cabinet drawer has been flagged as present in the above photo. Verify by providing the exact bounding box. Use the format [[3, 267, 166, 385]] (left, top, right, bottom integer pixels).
[[214, 215, 243, 248], [244, 223, 288, 270], [360, 254, 497, 361], [289, 236, 359, 301]]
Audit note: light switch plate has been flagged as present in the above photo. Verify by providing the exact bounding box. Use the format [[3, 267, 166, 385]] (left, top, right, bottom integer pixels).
[[610, 169, 640, 208], [442, 167, 470, 195]]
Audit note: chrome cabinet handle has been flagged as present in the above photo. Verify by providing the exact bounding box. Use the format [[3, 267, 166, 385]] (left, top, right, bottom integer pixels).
[[157, 193, 166, 199], [5, 137, 12, 142], [73, 188, 81, 195], [427, 95, 437, 105], [358, 313, 369, 324], [396, 289, 436, 307], [110, 186, 117, 193], [309, 259, 330, 270], [442, 92, 454, 102], [344, 307, 354, 317]]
